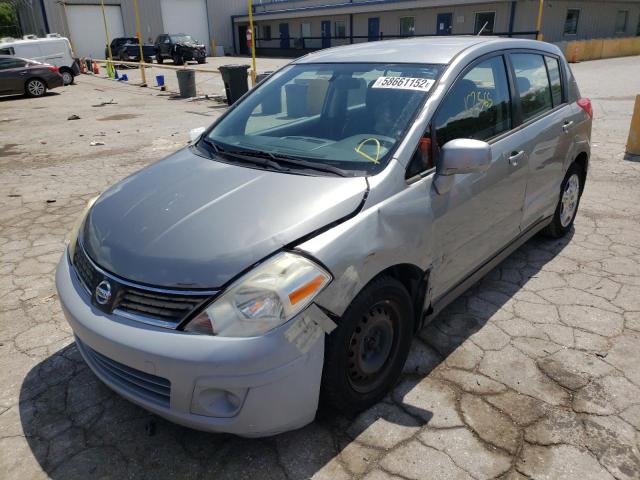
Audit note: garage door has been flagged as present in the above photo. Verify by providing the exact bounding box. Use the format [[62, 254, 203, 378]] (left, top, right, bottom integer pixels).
[[161, 0, 210, 54], [67, 5, 125, 59]]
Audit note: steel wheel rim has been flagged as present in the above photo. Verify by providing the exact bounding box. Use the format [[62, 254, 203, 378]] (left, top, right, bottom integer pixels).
[[62, 72, 72, 85], [560, 173, 580, 227], [28, 80, 45, 96], [347, 301, 398, 393]]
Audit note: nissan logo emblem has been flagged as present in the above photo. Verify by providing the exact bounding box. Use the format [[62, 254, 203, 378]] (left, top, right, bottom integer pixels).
[[95, 280, 112, 305]]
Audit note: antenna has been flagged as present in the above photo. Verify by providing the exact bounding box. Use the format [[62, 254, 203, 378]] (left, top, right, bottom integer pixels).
[[477, 21, 488, 36]]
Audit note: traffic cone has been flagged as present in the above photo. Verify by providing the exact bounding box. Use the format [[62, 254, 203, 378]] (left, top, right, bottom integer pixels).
[[92, 61, 99, 74]]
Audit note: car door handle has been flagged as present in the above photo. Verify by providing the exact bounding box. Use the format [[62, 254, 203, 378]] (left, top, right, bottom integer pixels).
[[562, 120, 574, 133], [19, 71, 27, 75], [508, 151, 524, 166]]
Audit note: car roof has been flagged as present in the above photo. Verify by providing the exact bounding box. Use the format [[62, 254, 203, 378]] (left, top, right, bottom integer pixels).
[[295, 36, 553, 65], [0, 37, 68, 47]]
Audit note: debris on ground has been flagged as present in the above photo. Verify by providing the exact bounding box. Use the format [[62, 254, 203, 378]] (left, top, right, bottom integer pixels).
[[89, 141, 105, 146], [39, 140, 47, 144], [46, 199, 56, 203], [67, 114, 81, 120], [92, 99, 118, 107]]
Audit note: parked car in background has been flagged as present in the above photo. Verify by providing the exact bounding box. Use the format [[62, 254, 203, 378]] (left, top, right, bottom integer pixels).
[[154, 34, 206, 65], [0, 55, 63, 97], [0, 35, 79, 85], [57, 37, 591, 437], [105, 37, 154, 64]]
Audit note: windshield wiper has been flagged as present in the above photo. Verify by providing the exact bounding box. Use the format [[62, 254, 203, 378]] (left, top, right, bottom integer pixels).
[[231, 149, 349, 177], [201, 138, 286, 172]]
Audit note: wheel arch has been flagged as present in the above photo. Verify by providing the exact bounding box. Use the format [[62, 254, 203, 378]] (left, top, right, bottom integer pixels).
[[573, 151, 589, 193]]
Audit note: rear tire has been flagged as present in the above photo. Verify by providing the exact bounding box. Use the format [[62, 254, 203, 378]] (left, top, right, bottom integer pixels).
[[543, 162, 584, 238], [321, 276, 413, 414], [25, 78, 47, 97]]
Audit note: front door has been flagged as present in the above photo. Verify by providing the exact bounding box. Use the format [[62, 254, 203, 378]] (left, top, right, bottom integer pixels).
[[368, 18, 380, 41], [279, 23, 290, 49], [321, 20, 331, 48], [0, 58, 27, 94], [430, 55, 529, 299], [436, 13, 453, 35], [238, 26, 248, 55]]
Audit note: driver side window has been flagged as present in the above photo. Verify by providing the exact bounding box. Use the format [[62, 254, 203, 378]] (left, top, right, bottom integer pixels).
[[434, 55, 512, 148]]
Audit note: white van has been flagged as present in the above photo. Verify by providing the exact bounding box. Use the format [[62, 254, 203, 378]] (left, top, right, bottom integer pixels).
[[0, 35, 79, 85]]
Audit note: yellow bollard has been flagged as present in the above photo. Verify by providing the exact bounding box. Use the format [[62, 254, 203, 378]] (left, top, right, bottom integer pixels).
[[627, 95, 640, 156]]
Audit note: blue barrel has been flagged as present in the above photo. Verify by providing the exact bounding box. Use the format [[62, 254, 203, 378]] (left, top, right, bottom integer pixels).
[[156, 75, 165, 87]]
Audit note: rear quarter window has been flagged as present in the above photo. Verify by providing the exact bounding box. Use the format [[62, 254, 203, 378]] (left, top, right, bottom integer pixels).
[[544, 56, 563, 107]]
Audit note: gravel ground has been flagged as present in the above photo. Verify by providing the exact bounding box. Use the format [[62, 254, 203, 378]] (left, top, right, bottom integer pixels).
[[0, 55, 639, 480]]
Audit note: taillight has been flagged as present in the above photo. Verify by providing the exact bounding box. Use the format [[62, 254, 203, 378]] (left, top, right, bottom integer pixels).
[[577, 98, 593, 119], [47, 65, 59, 73]]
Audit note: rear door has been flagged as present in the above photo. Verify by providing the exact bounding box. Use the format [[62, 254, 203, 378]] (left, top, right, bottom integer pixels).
[[430, 54, 530, 299], [507, 51, 574, 230]]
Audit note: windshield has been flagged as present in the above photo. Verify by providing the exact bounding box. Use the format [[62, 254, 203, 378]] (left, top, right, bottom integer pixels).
[[171, 35, 196, 43], [204, 62, 443, 176]]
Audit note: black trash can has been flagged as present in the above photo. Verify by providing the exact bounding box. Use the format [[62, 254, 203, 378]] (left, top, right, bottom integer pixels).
[[285, 83, 308, 118], [218, 64, 250, 105], [176, 69, 196, 98], [255, 71, 273, 83]]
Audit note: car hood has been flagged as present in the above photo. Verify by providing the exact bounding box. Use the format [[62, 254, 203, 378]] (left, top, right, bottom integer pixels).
[[82, 147, 367, 289], [176, 41, 204, 49]]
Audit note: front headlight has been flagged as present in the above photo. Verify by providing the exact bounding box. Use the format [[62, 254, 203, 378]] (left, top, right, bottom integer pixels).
[[184, 252, 331, 337], [67, 196, 99, 261]]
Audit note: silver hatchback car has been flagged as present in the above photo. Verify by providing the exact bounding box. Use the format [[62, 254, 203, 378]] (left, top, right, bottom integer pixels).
[[56, 37, 591, 437]]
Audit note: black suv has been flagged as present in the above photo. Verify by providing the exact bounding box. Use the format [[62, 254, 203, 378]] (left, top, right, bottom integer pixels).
[[154, 34, 206, 65]]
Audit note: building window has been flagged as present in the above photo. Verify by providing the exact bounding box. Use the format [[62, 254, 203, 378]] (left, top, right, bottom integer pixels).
[[335, 20, 346, 38], [474, 12, 495, 35], [263, 25, 271, 41], [564, 9, 580, 35], [301, 22, 311, 39], [615, 10, 628, 33], [399, 17, 415, 36]]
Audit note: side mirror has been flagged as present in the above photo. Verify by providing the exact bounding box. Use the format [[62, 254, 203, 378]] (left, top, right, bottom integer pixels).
[[434, 138, 491, 194], [189, 126, 206, 143]]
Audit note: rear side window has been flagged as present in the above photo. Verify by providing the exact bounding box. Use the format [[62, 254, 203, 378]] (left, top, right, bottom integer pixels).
[[511, 53, 553, 122], [434, 55, 511, 147], [0, 47, 14, 55], [544, 56, 563, 107]]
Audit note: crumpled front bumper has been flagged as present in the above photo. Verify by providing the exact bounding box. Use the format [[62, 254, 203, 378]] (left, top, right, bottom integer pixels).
[[55, 251, 324, 437]]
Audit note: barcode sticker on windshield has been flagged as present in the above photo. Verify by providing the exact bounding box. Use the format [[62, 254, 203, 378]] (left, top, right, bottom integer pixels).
[[372, 77, 435, 92]]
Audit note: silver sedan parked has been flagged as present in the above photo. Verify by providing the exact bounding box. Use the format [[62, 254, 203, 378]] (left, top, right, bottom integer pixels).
[[56, 36, 591, 437]]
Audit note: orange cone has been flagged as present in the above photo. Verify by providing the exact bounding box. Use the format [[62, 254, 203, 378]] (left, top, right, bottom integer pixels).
[[92, 61, 99, 74]]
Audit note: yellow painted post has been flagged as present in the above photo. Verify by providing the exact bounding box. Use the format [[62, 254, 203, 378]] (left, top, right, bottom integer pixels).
[[627, 95, 640, 156], [211, 39, 217, 56], [100, 0, 114, 77], [248, 0, 257, 86], [535, 0, 544, 41], [132, 0, 147, 86]]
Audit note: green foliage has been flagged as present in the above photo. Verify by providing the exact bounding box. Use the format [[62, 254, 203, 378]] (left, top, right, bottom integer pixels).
[[0, 2, 17, 27]]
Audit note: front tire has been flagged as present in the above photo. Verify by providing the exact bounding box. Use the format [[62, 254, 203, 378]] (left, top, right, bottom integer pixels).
[[173, 53, 184, 65], [156, 52, 163, 64], [543, 162, 584, 238], [60, 69, 74, 85], [25, 78, 47, 97], [321, 276, 413, 414]]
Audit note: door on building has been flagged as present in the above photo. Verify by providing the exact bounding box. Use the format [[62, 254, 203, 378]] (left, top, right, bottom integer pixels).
[[436, 13, 453, 35], [321, 21, 331, 48], [66, 4, 125, 59], [161, 0, 210, 54], [368, 17, 380, 41], [279, 23, 290, 49], [238, 25, 248, 55]]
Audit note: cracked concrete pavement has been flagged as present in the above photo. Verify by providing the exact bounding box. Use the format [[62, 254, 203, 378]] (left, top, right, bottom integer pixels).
[[1, 55, 639, 479]]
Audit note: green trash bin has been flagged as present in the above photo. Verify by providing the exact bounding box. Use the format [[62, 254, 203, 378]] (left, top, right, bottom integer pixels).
[[218, 64, 250, 105], [176, 69, 196, 98]]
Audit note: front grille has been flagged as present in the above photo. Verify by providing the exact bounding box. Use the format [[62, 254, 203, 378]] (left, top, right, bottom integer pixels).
[[72, 241, 214, 328], [78, 338, 171, 407]]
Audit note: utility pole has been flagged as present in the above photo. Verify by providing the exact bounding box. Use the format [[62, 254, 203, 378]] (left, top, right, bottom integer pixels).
[[535, 0, 544, 40], [132, 0, 147, 86], [100, 0, 114, 76], [248, 0, 257, 86]]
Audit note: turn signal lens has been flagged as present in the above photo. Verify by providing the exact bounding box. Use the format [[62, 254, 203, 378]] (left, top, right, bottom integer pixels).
[[289, 274, 326, 305]]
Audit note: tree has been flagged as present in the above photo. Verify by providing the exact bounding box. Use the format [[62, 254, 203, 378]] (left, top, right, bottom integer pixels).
[[0, 2, 17, 28]]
